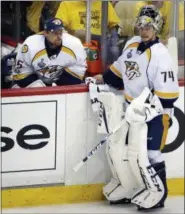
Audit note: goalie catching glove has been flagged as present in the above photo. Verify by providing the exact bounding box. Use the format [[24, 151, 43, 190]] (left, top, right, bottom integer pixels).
[[125, 87, 164, 123]]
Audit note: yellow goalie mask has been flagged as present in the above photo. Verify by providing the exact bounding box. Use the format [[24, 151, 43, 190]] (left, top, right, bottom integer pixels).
[[136, 5, 164, 33]]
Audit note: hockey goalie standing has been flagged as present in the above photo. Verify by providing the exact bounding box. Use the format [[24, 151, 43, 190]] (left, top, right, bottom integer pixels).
[[92, 5, 179, 211]]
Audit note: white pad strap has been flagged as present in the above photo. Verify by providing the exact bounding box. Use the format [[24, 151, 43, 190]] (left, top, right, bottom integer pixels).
[[103, 178, 132, 202], [88, 82, 110, 114]]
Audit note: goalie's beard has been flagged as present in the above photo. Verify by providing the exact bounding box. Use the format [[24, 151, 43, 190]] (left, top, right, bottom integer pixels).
[[45, 37, 62, 49], [53, 39, 62, 47]]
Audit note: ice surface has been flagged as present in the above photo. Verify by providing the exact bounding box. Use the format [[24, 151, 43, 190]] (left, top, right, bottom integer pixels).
[[2, 196, 184, 214]]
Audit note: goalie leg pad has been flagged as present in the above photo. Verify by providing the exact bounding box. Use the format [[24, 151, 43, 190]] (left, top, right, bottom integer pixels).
[[127, 123, 166, 209], [103, 177, 131, 203], [99, 91, 127, 185], [136, 161, 168, 210], [105, 137, 119, 181], [98, 92, 138, 202], [127, 123, 147, 187], [97, 92, 125, 134], [152, 161, 168, 202], [103, 120, 139, 202]]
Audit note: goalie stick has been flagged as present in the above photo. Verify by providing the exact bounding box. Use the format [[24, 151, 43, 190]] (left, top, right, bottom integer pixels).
[[73, 120, 126, 172]]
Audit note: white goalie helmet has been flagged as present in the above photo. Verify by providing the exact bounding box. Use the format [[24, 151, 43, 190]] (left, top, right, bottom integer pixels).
[[135, 5, 164, 33]]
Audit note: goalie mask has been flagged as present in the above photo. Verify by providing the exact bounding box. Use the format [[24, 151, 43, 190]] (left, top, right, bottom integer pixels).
[[135, 5, 164, 33]]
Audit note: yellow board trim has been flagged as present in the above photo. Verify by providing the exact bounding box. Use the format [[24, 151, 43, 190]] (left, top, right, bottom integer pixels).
[[2, 178, 184, 209], [110, 65, 122, 79], [154, 90, 179, 99], [167, 178, 184, 196], [61, 46, 76, 59]]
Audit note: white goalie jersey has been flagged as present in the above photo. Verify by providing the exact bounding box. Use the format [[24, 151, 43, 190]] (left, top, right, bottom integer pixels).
[[13, 32, 87, 85], [108, 36, 179, 109]]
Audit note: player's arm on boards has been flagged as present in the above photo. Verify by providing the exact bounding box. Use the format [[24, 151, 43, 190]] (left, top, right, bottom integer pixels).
[[93, 55, 123, 89], [56, 39, 87, 85]]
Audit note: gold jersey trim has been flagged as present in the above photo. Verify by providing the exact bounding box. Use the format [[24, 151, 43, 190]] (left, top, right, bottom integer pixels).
[[160, 114, 170, 150], [124, 93, 133, 102], [146, 48, 151, 61], [126, 42, 139, 50], [13, 73, 29, 81], [154, 90, 179, 99], [32, 49, 47, 63], [110, 65, 122, 79], [65, 68, 83, 80], [61, 46, 76, 59]]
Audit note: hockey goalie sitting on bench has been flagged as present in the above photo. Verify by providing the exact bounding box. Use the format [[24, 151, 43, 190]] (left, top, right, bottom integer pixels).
[[87, 5, 179, 211]]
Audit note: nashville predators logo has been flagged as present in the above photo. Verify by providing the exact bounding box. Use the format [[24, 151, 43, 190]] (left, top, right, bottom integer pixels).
[[37, 65, 64, 84], [21, 44, 28, 53], [124, 61, 140, 80], [52, 19, 62, 25]]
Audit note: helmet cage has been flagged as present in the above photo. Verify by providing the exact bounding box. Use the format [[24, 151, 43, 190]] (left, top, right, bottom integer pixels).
[[136, 5, 164, 33]]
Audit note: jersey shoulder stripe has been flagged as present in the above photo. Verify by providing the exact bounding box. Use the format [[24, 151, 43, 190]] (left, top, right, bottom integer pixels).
[[32, 49, 47, 63], [125, 42, 139, 50], [37, 31, 44, 35], [61, 46, 76, 59], [65, 68, 83, 80], [124, 36, 141, 50]]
